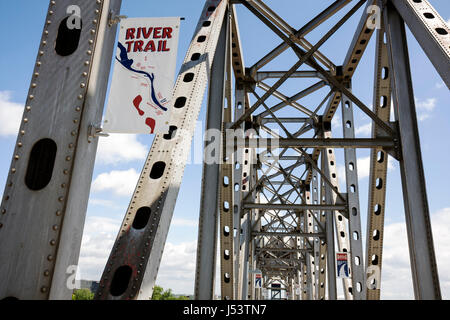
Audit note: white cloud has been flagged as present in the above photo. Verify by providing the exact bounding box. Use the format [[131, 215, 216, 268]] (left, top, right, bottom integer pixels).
[[88, 198, 122, 210], [77, 216, 122, 281], [435, 82, 445, 89], [355, 123, 372, 136], [96, 134, 147, 165], [91, 168, 140, 197], [0, 91, 24, 136], [415, 98, 437, 121], [338, 155, 395, 181], [381, 207, 450, 299], [155, 241, 198, 295], [171, 218, 198, 227], [331, 113, 341, 129]]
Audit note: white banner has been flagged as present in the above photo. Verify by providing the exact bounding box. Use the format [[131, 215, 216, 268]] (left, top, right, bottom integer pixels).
[[103, 17, 180, 134]]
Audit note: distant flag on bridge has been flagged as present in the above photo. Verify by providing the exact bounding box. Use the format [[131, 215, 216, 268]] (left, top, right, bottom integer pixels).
[[103, 17, 180, 134]]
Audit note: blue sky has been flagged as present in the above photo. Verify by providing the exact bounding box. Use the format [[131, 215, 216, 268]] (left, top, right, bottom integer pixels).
[[0, 1, 449, 298]]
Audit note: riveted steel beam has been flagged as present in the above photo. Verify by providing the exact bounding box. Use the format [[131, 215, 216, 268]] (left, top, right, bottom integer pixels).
[[0, 0, 122, 300]]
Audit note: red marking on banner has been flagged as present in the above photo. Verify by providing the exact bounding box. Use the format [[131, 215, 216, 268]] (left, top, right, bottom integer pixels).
[[140, 83, 148, 87], [145, 117, 156, 133], [133, 95, 145, 116]]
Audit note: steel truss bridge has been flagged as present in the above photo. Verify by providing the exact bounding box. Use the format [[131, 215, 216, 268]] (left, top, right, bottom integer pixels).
[[0, 0, 448, 300]]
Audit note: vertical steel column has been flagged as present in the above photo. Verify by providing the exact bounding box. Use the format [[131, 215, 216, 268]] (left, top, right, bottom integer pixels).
[[311, 170, 323, 299], [232, 89, 246, 299], [341, 83, 366, 299], [299, 209, 307, 300], [194, 11, 228, 300], [0, 0, 121, 300], [365, 21, 392, 300], [383, 2, 441, 300], [322, 149, 337, 300], [95, 0, 228, 300], [219, 7, 235, 299], [304, 188, 314, 300], [240, 141, 256, 300], [322, 120, 353, 299]]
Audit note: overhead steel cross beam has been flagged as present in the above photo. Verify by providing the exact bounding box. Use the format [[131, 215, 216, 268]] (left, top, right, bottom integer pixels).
[[248, 0, 351, 72], [237, 0, 396, 138], [231, 0, 366, 130]]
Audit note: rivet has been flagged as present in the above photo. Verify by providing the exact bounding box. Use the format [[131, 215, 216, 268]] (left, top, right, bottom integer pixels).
[[80, 83, 86, 88], [31, 83, 37, 88], [18, 142, 23, 147], [89, 39, 94, 45], [34, 72, 39, 77], [61, 183, 66, 188], [41, 287, 48, 293], [51, 1, 55, 5], [47, 20, 51, 25], [87, 50, 92, 55], [11, 168, 16, 173], [58, 197, 64, 202], [42, 40, 47, 45], [90, 29, 96, 35], [82, 72, 88, 77], [20, 130, 25, 135], [56, 210, 62, 216], [44, 30, 49, 35], [26, 106, 31, 111], [47, 255, 53, 261], [68, 143, 74, 149], [71, 131, 77, 136], [1, 209, 6, 214], [66, 156, 71, 161], [29, 95, 34, 100], [14, 155, 19, 160], [44, 270, 50, 277], [23, 118, 28, 123], [36, 62, 42, 67], [84, 61, 90, 66], [75, 107, 81, 112], [92, 20, 98, 25], [78, 94, 83, 100], [63, 170, 69, 175], [73, 119, 78, 124], [50, 239, 56, 246], [53, 225, 59, 231]]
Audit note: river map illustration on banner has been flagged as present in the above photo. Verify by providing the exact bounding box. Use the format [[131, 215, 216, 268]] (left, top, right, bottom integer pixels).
[[103, 17, 180, 134]]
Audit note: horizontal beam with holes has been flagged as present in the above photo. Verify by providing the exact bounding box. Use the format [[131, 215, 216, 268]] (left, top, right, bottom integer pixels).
[[243, 203, 346, 211], [252, 231, 325, 238], [228, 138, 396, 149]]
